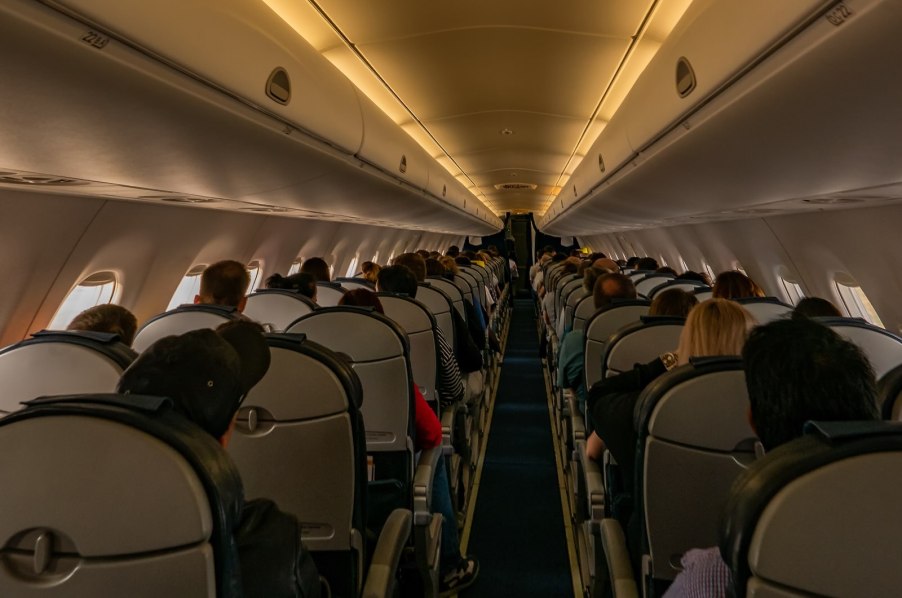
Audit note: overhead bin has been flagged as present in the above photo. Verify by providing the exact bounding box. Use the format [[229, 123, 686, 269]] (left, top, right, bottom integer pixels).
[[357, 96, 431, 193], [53, 0, 365, 153], [541, 0, 829, 232]]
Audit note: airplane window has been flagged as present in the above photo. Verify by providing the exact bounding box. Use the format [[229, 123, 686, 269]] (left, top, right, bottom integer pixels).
[[372, 252, 380, 264], [287, 259, 302, 275], [49, 271, 119, 329], [702, 263, 716, 281], [166, 264, 206, 311], [780, 278, 805, 305], [346, 255, 359, 278], [247, 261, 263, 292], [678, 256, 689, 272], [835, 279, 884, 328], [732, 261, 748, 275]]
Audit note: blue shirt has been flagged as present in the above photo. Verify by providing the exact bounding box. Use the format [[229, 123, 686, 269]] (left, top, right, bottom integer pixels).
[[557, 329, 586, 405]]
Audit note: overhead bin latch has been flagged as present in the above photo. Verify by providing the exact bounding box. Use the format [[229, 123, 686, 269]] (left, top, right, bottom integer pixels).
[[266, 68, 291, 105]]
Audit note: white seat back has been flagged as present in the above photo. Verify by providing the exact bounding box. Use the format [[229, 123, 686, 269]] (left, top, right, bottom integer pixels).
[[242, 290, 316, 332], [133, 305, 238, 353]]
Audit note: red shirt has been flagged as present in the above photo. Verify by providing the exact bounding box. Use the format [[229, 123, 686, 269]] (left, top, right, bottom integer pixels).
[[413, 384, 442, 451]]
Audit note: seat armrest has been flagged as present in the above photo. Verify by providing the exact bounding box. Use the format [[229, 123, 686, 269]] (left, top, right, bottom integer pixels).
[[362, 508, 412, 598], [414, 446, 442, 525], [440, 406, 455, 456], [569, 396, 586, 441], [575, 440, 605, 523], [600, 518, 639, 598]]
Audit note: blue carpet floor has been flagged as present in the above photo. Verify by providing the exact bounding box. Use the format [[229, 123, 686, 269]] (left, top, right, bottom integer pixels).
[[462, 299, 573, 597]]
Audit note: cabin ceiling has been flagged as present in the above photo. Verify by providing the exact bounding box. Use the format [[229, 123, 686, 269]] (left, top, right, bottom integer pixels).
[[265, 0, 693, 216]]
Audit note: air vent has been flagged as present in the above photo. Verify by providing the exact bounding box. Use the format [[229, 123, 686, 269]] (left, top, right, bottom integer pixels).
[[0, 174, 85, 186], [265, 67, 291, 105], [598, 154, 606, 173], [493, 182, 537, 191], [802, 197, 865, 205], [399, 155, 407, 174], [676, 57, 696, 98]]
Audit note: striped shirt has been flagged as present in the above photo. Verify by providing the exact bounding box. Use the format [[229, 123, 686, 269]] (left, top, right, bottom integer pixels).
[[436, 326, 465, 408]]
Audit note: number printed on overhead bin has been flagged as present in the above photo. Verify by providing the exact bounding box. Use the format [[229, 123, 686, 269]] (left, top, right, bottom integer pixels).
[[825, 3, 852, 27], [81, 31, 109, 49]]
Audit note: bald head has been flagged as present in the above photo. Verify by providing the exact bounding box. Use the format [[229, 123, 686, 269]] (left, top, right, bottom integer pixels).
[[593, 272, 636, 309], [592, 258, 620, 273]]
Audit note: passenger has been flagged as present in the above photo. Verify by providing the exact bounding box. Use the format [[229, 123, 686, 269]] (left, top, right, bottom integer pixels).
[[557, 273, 637, 410], [66, 304, 139, 347], [592, 258, 619, 273], [792, 296, 842, 318], [195, 259, 250, 312], [557, 266, 606, 340], [439, 255, 459, 280], [676, 270, 711, 285], [655, 266, 678, 276], [636, 257, 659, 271], [543, 259, 577, 331], [117, 320, 321, 598], [416, 249, 431, 260], [625, 256, 640, 270], [377, 265, 465, 407], [711, 270, 765, 299], [648, 288, 698, 317], [265, 272, 317, 302], [445, 245, 460, 258], [360, 261, 381, 285], [425, 258, 445, 277], [339, 288, 479, 593], [300, 257, 331, 283], [663, 317, 879, 598]]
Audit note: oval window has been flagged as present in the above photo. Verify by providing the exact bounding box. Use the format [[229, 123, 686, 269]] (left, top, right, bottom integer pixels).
[[49, 271, 119, 329]]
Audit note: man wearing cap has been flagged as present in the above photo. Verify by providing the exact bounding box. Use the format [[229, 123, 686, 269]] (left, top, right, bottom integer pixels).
[[118, 320, 320, 598]]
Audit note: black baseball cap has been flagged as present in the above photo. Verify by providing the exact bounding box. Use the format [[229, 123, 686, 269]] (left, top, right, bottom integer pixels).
[[117, 320, 270, 438]]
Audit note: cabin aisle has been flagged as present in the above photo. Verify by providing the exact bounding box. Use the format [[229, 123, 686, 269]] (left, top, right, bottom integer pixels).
[[462, 298, 573, 597]]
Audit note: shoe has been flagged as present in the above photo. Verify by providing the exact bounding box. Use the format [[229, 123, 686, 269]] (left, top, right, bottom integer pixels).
[[439, 555, 479, 596]]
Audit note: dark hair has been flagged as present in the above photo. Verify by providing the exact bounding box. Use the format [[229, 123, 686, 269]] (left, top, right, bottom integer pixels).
[[425, 258, 444, 277], [455, 256, 472, 267], [656, 266, 678, 276], [446, 246, 460, 257], [67, 304, 139, 346], [416, 249, 430, 259], [636, 257, 659, 271], [793, 297, 842, 319], [743, 318, 879, 450], [199, 260, 250, 307], [712, 270, 765, 299], [677, 270, 710, 285], [649, 288, 698, 317], [377, 264, 418, 298], [392, 252, 427, 282], [626, 257, 640, 268], [265, 272, 316, 299], [300, 257, 331, 282], [593, 272, 637, 309], [339, 288, 385, 314]]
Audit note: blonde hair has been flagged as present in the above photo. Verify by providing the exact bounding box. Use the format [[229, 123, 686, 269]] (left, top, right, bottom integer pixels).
[[676, 299, 756, 365], [439, 256, 459, 275]]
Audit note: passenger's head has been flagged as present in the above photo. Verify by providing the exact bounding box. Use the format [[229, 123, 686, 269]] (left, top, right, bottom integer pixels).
[[196, 260, 250, 310], [377, 264, 418, 298], [446, 246, 460, 258], [361, 261, 381, 284], [265, 272, 317, 300], [117, 320, 270, 442], [592, 258, 620, 273], [455, 256, 472, 267], [300, 257, 330, 282], [636, 257, 659, 271], [425, 258, 444, 277], [416, 249, 430, 259], [675, 299, 755, 366], [676, 270, 711, 285], [440, 256, 459, 276], [649, 289, 698, 318], [625, 257, 640, 270], [392, 252, 427, 282], [593, 273, 637, 310], [656, 266, 677, 276], [743, 318, 879, 450], [582, 267, 605, 294], [793, 296, 842, 319], [67, 304, 138, 346], [712, 270, 765, 299], [560, 260, 578, 276], [339, 288, 384, 314]]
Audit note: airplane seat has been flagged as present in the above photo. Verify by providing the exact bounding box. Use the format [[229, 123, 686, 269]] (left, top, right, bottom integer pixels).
[[572, 294, 597, 331], [553, 273, 579, 320], [284, 308, 443, 595], [561, 287, 589, 335], [415, 283, 456, 351], [735, 297, 793, 324], [426, 276, 467, 323], [242, 289, 316, 332], [647, 280, 710, 300], [816, 316, 902, 379], [452, 274, 474, 305], [0, 330, 135, 415], [132, 304, 240, 353], [633, 357, 754, 592], [0, 393, 244, 597], [557, 277, 584, 319], [720, 421, 902, 598], [693, 288, 714, 302], [627, 270, 656, 281], [635, 274, 675, 298], [335, 277, 375, 291], [314, 282, 348, 308], [599, 316, 685, 384], [878, 362, 902, 421], [375, 294, 440, 407], [227, 333, 408, 598], [583, 300, 652, 392]]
